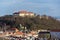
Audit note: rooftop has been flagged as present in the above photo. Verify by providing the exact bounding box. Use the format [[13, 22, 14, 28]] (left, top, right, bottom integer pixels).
[[51, 29, 60, 32], [14, 10, 33, 14]]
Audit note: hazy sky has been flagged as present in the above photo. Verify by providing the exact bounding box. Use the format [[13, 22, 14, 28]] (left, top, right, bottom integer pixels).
[[0, 0, 60, 17]]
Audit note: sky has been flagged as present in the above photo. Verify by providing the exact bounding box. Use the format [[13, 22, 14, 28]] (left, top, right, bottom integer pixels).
[[0, 0, 60, 17]]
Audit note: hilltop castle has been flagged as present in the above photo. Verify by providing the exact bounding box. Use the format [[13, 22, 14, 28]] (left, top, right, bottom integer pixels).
[[13, 10, 35, 17], [13, 10, 49, 19]]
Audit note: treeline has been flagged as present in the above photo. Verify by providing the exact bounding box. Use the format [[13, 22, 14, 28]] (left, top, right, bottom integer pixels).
[[0, 15, 60, 30]]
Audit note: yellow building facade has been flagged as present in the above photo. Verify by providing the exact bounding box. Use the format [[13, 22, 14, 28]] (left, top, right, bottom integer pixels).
[[13, 10, 35, 17]]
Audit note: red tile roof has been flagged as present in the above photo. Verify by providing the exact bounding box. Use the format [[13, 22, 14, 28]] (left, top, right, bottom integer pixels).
[[14, 11, 33, 14], [15, 32, 23, 35], [19, 10, 27, 13], [51, 29, 60, 32]]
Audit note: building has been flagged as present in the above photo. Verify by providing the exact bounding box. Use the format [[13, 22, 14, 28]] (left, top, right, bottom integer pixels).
[[13, 10, 35, 17], [40, 15, 49, 19], [50, 29, 60, 39]]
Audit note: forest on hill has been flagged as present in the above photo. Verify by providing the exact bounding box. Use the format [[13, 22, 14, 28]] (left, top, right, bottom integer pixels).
[[0, 15, 60, 30]]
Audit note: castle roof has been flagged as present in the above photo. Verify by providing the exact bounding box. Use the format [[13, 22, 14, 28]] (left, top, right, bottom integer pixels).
[[14, 10, 33, 14]]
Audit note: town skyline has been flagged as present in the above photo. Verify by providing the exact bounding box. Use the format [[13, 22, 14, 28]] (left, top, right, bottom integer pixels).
[[0, 0, 60, 17]]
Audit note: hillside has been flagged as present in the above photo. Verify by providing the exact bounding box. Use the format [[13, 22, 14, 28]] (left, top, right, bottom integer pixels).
[[0, 15, 60, 30]]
